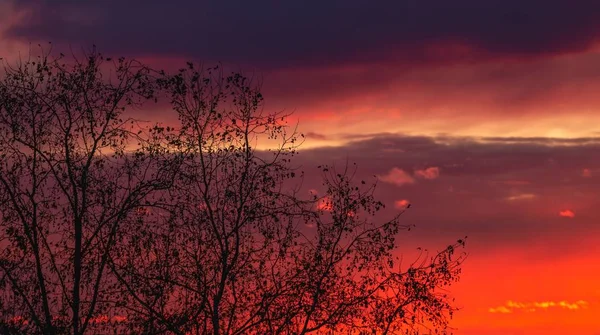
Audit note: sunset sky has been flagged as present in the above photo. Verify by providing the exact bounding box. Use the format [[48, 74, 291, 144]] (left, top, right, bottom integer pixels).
[[2, 1, 600, 334]]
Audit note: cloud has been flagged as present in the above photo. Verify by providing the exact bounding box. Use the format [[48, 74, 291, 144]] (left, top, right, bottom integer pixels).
[[394, 199, 410, 209], [316, 196, 333, 211], [559, 209, 575, 218], [293, 134, 600, 256], [6, 0, 600, 69], [489, 300, 589, 313], [414, 167, 440, 180], [505, 193, 537, 201], [5, 2, 600, 144], [305, 132, 328, 141], [582, 168, 592, 177], [488, 306, 512, 314], [379, 168, 415, 187]]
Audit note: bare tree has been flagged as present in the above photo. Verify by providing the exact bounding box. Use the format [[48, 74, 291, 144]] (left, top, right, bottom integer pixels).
[[0, 49, 465, 334], [111, 64, 466, 335], [0, 48, 173, 334]]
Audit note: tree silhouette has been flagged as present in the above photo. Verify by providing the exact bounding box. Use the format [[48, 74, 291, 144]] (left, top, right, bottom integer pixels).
[[0, 50, 465, 335], [0, 49, 174, 334]]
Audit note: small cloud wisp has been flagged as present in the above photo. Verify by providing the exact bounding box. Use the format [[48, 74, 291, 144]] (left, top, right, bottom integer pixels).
[[489, 300, 589, 314]]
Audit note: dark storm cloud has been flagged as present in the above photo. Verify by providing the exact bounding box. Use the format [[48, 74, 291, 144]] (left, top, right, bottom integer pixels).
[[6, 0, 600, 68]]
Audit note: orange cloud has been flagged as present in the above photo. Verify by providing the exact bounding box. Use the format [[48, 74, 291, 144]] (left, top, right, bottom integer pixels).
[[488, 306, 512, 314], [559, 209, 575, 218], [394, 199, 410, 209], [316, 196, 355, 216], [379, 167, 415, 186], [414, 166, 440, 180], [489, 300, 589, 313], [317, 196, 333, 211]]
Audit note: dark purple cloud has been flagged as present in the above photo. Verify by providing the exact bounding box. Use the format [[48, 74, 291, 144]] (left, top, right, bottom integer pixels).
[[6, 0, 600, 69]]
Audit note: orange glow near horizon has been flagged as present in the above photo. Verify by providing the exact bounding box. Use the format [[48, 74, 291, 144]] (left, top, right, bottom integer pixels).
[[447, 247, 600, 335]]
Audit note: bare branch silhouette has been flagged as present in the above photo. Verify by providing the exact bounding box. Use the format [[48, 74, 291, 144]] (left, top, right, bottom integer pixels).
[[0, 48, 466, 335]]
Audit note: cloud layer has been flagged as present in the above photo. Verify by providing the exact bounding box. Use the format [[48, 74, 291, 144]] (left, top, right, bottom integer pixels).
[[7, 0, 600, 68], [297, 134, 600, 253], [3, 1, 600, 142]]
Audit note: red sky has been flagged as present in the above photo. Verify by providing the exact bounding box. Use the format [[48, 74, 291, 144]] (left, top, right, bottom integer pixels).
[[2, 1, 600, 333]]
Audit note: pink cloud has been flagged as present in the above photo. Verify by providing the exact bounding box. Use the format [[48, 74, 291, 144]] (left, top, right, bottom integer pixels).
[[559, 209, 575, 218], [414, 166, 440, 180], [582, 168, 592, 177], [379, 167, 415, 187], [394, 199, 410, 209]]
